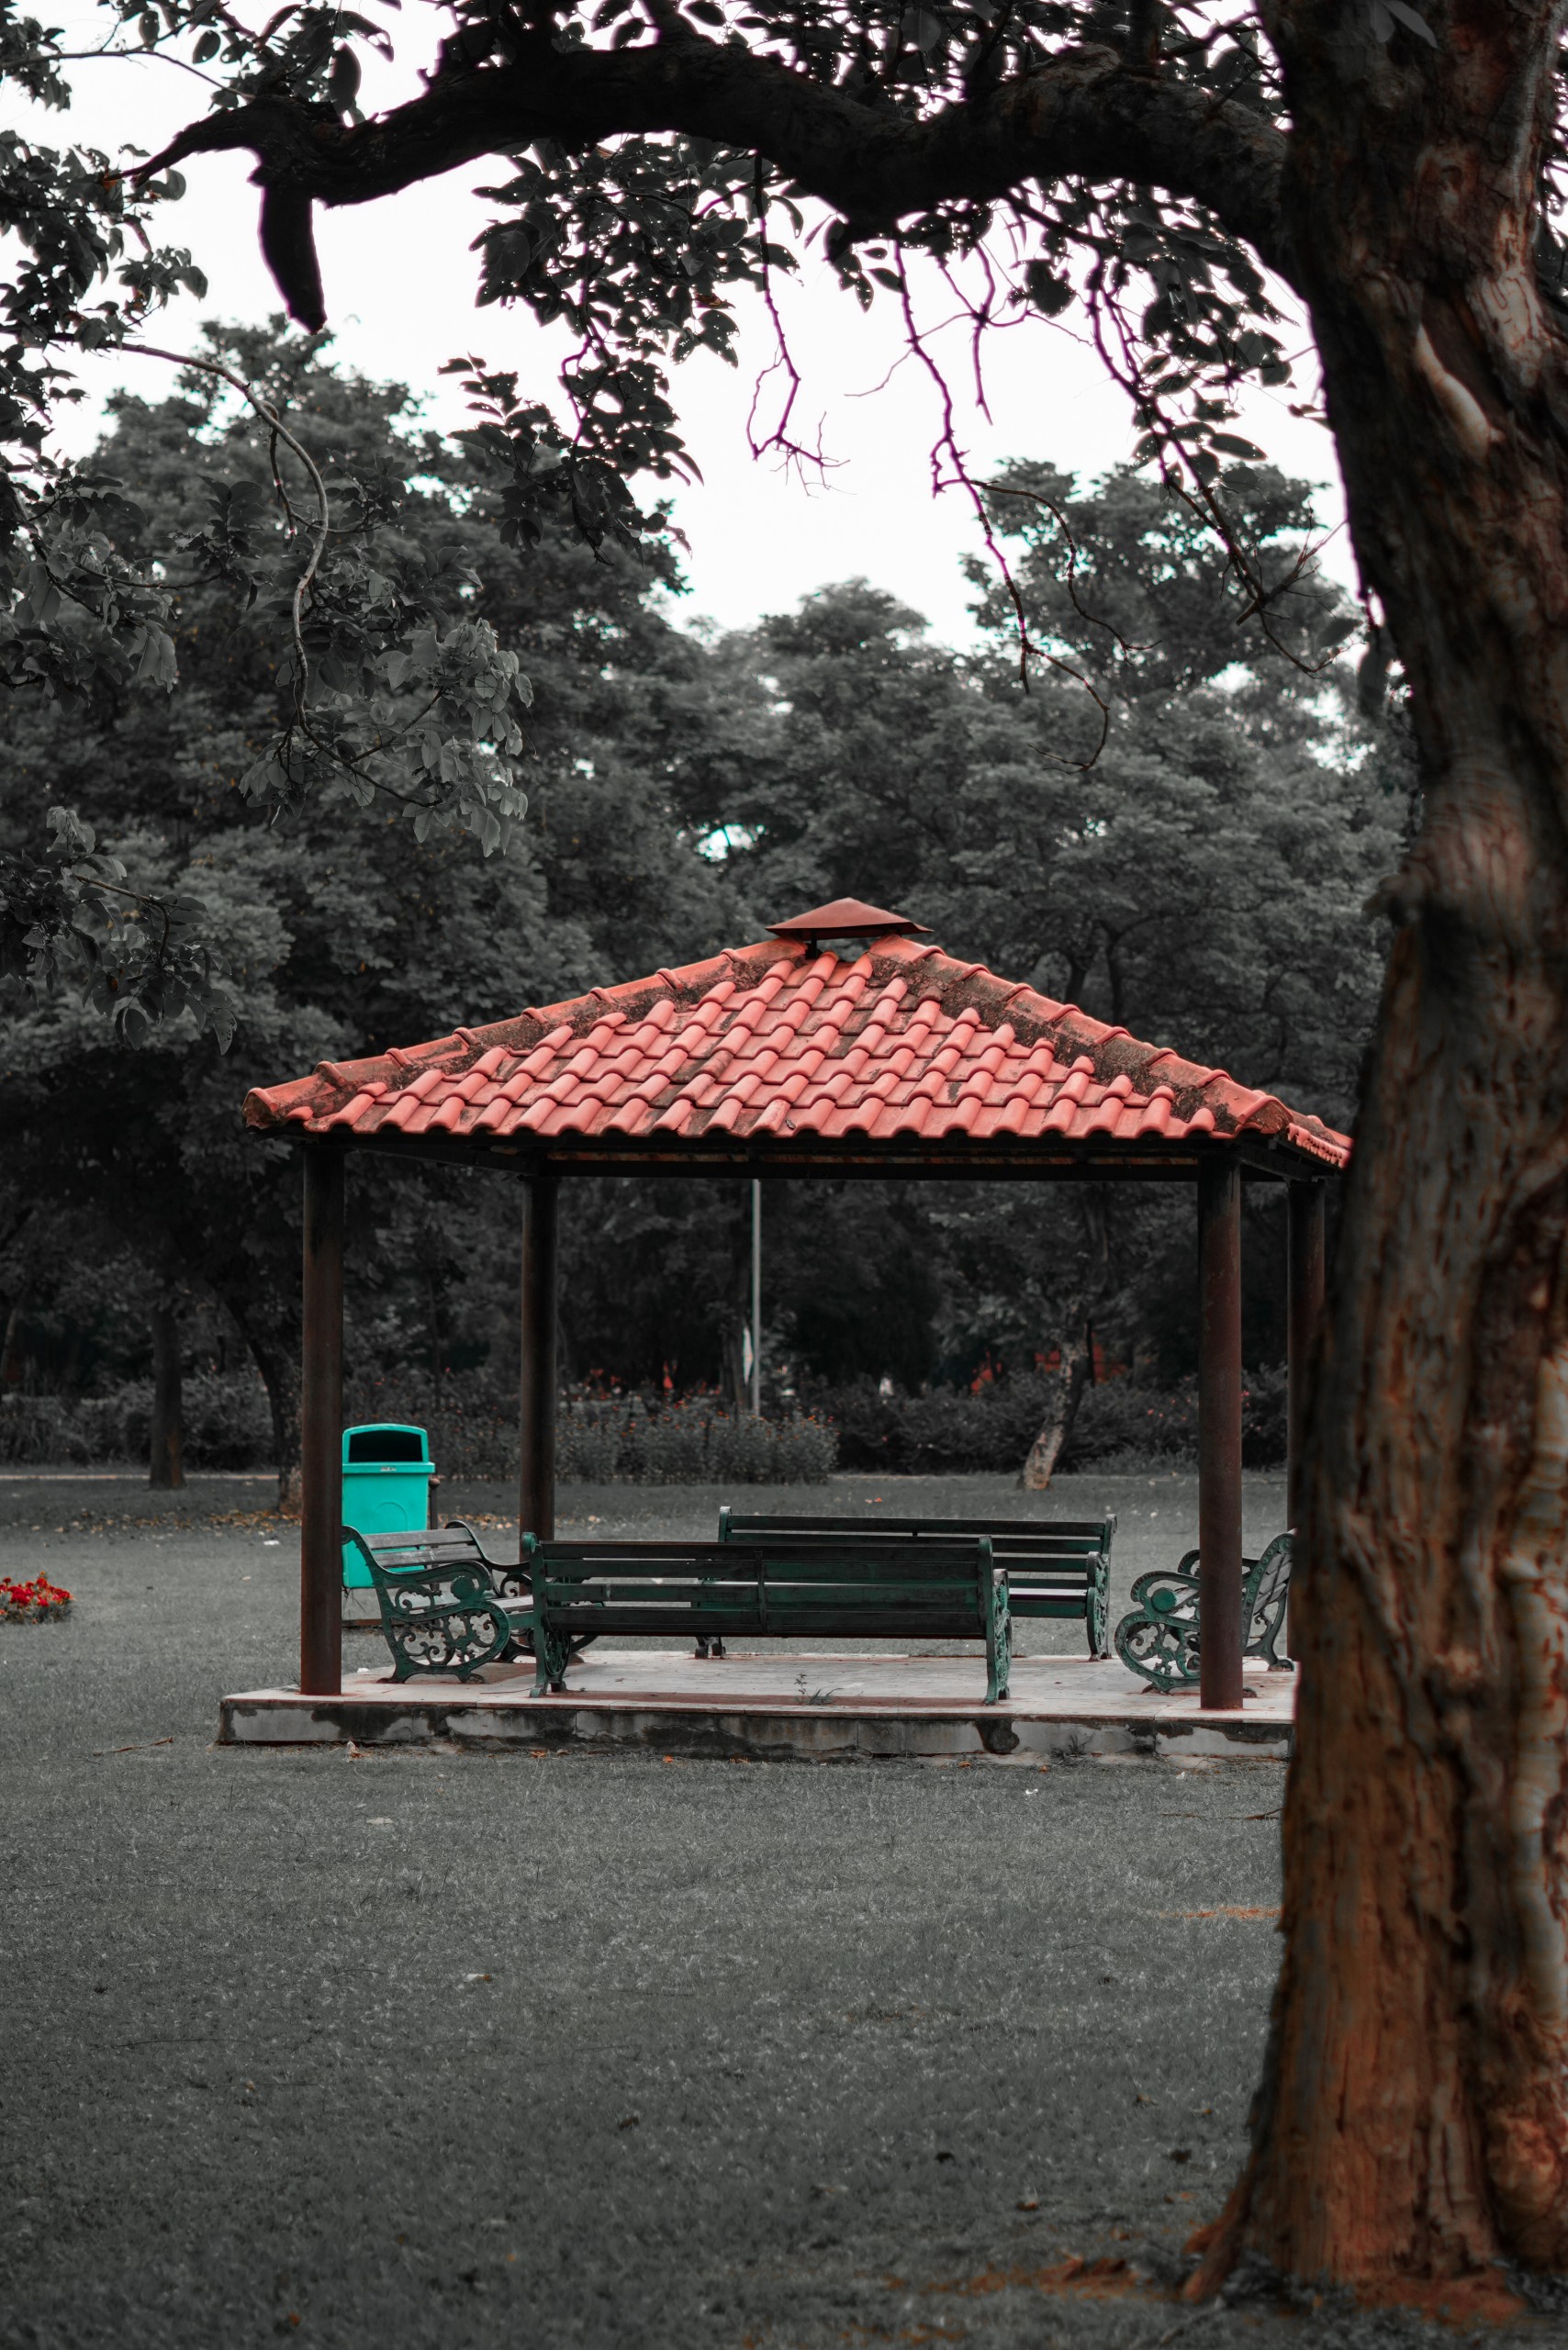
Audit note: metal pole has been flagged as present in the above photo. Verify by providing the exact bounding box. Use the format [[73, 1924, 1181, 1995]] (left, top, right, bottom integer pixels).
[[300, 1145, 344, 1696], [1287, 1180, 1327, 1526], [750, 1178, 762, 1418], [1197, 1155, 1244, 1711], [519, 1174, 559, 1549]]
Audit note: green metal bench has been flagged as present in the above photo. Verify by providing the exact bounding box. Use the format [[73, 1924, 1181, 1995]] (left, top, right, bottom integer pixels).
[[1113, 1531, 1294, 1695], [344, 1520, 532, 1683], [522, 1530, 1013, 1703], [718, 1509, 1116, 1660]]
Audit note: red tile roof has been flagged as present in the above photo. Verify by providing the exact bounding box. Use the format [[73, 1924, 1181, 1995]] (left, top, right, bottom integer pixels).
[[244, 934, 1350, 1169]]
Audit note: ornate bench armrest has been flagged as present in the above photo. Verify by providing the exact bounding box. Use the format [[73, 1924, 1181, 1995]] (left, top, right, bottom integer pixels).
[[1126, 1563, 1201, 1612], [1115, 1561, 1202, 1695], [364, 1553, 519, 1684]]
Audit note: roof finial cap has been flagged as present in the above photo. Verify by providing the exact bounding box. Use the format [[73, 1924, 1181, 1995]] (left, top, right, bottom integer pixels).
[[766, 897, 931, 944]]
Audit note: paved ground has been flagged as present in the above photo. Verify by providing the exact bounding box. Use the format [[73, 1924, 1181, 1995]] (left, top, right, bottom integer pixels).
[[0, 1472, 1545, 2347]]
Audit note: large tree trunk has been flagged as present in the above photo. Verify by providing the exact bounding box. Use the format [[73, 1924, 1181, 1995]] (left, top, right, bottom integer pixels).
[[1195, 0, 1568, 2300], [148, 1302, 184, 1490]]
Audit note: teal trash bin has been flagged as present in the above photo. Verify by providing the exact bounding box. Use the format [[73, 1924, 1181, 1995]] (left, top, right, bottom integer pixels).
[[341, 1423, 437, 1587]]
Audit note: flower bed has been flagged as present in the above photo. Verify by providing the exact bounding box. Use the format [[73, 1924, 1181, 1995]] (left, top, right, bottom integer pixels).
[[0, 1574, 73, 1622]]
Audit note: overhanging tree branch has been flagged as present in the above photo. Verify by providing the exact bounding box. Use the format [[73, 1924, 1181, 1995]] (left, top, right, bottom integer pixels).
[[138, 40, 1291, 329]]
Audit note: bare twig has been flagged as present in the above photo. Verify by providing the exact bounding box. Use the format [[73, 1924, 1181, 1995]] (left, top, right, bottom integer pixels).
[[895, 254, 1109, 765], [1081, 259, 1336, 676], [746, 154, 834, 479], [122, 341, 328, 712], [980, 478, 1140, 659]]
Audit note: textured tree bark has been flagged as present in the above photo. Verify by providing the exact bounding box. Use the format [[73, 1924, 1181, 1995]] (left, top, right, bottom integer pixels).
[[1192, 0, 1568, 2300], [148, 1302, 184, 1491]]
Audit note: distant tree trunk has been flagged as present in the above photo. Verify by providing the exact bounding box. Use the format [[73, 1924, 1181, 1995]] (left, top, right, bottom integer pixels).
[[1022, 1192, 1109, 1490], [1193, 0, 1568, 2300], [236, 1315, 301, 1515], [0, 1298, 22, 1387], [425, 1266, 442, 1391], [720, 1311, 746, 1416], [148, 1303, 184, 1490], [1020, 1306, 1092, 1490]]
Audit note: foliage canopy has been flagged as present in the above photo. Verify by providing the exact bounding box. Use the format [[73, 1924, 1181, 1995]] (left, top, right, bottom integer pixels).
[[0, 0, 1401, 1032]]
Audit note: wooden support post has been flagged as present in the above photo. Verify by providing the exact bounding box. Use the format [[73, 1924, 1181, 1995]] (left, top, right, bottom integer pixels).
[[300, 1145, 344, 1696], [750, 1178, 762, 1418], [1287, 1180, 1327, 1526], [1198, 1156, 1244, 1711], [519, 1174, 559, 1549]]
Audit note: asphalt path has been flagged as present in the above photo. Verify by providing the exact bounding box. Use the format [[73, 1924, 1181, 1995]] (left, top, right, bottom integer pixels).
[[0, 1474, 1540, 2349]]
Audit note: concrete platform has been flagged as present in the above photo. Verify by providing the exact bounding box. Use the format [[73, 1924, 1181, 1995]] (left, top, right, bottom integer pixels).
[[220, 1649, 1295, 1762]]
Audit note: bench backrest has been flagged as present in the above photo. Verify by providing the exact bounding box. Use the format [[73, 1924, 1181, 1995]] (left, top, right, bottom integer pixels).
[[524, 1532, 996, 1635], [718, 1510, 1112, 1617], [342, 1521, 522, 1600], [719, 1509, 1112, 1562], [1246, 1532, 1293, 1612], [345, 1524, 488, 1575]]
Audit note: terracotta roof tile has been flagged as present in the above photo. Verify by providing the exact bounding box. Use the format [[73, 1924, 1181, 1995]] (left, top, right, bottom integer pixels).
[[243, 934, 1350, 1169]]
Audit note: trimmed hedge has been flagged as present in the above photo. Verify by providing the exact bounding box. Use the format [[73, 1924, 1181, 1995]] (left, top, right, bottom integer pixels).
[[0, 1372, 272, 1468], [1, 1362, 1286, 1480], [346, 1377, 839, 1485], [557, 1398, 837, 1485], [805, 1366, 1287, 1474]]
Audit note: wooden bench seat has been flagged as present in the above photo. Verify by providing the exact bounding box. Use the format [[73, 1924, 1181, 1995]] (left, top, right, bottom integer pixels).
[[717, 1509, 1116, 1659], [522, 1530, 1013, 1702], [344, 1520, 532, 1683]]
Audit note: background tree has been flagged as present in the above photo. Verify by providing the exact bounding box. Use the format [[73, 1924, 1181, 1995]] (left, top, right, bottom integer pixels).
[[679, 480, 1394, 1466], [1, 384, 1385, 1490], [0, 327, 745, 1497]]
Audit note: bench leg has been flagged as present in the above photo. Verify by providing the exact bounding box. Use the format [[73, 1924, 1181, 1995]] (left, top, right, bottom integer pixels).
[[1254, 1610, 1294, 1671], [532, 1624, 572, 1696], [985, 1577, 1012, 1706], [1087, 1553, 1111, 1660]]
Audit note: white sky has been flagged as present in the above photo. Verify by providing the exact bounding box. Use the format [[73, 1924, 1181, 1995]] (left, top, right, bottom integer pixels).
[[13, 15, 1354, 643]]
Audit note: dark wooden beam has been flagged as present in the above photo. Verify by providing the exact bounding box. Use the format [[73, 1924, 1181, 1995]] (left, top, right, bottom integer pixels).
[[1198, 1155, 1244, 1711], [519, 1174, 559, 1549], [300, 1145, 344, 1695], [1287, 1179, 1327, 1522]]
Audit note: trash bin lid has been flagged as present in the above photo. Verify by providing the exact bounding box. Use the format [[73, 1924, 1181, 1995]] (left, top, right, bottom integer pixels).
[[342, 1422, 432, 1468]]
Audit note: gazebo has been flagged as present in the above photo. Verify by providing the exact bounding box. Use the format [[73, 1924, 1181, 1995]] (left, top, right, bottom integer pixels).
[[245, 900, 1350, 1711]]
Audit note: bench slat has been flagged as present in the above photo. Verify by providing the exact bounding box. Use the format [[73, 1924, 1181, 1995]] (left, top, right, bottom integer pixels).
[[720, 1513, 1112, 1539]]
